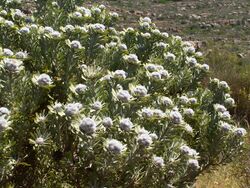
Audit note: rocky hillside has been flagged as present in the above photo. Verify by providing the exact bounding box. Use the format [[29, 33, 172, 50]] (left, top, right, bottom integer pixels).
[[84, 0, 250, 56]]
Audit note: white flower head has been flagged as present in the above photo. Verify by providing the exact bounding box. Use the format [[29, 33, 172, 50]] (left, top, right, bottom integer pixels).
[[161, 32, 169, 38], [118, 43, 127, 51], [219, 111, 231, 120], [13, 9, 24, 18], [180, 145, 198, 157], [113, 70, 127, 79], [145, 63, 158, 72], [219, 122, 232, 132], [137, 128, 149, 135], [150, 133, 158, 140], [201, 64, 209, 71], [0, 10, 7, 16], [79, 117, 97, 135], [159, 69, 170, 78], [225, 97, 235, 107], [110, 12, 119, 18], [102, 117, 113, 128], [3, 48, 14, 56], [35, 137, 45, 145], [164, 52, 176, 62], [184, 46, 196, 54], [75, 84, 87, 94], [233, 128, 247, 137], [189, 98, 197, 105], [141, 17, 151, 23], [0, 118, 9, 132], [140, 108, 154, 119], [3, 58, 23, 73], [99, 4, 106, 10], [34, 73, 53, 87], [119, 118, 133, 131], [141, 32, 151, 38], [92, 7, 101, 14], [149, 71, 161, 80], [64, 103, 82, 116], [50, 31, 62, 38], [91, 101, 103, 111], [219, 81, 230, 90], [160, 97, 173, 107], [137, 133, 153, 147], [153, 156, 165, 168], [170, 110, 183, 124], [123, 54, 140, 64], [89, 23, 105, 32], [44, 26, 54, 33], [70, 40, 82, 49], [4, 20, 14, 27], [184, 108, 194, 117], [214, 104, 227, 113], [19, 27, 30, 34], [187, 159, 200, 170], [106, 139, 126, 154], [30, 24, 38, 30], [140, 22, 150, 29], [156, 42, 168, 49], [196, 51, 203, 57], [186, 57, 197, 67], [153, 109, 165, 119], [72, 11, 82, 18], [184, 124, 193, 133], [179, 96, 189, 105], [152, 29, 161, 36], [0, 107, 10, 117], [131, 85, 148, 97], [52, 102, 63, 113], [76, 7, 91, 17], [117, 90, 132, 103], [15, 51, 28, 59]]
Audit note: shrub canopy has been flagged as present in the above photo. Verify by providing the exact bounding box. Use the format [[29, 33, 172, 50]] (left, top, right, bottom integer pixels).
[[0, 1, 246, 187]]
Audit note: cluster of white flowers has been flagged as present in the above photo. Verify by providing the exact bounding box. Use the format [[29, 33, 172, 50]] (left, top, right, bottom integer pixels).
[[180, 145, 199, 158], [113, 70, 127, 79], [137, 132, 153, 147], [0, 117, 9, 132], [3, 58, 23, 73], [35, 73, 53, 87], [70, 40, 82, 49], [106, 139, 126, 154], [116, 89, 132, 102], [153, 156, 165, 167], [74, 84, 87, 94], [65, 103, 82, 116], [102, 117, 113, 128], [123, 54, 140, 64], [119, 118, 133, 131], [79, 117, 97, 135], [131, 85, 148, 97], [170, 110, 183, 124], [91, 101, 103, 111]]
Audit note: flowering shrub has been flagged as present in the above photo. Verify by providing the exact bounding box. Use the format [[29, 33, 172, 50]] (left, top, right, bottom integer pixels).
[[0, 1, 247, 187]]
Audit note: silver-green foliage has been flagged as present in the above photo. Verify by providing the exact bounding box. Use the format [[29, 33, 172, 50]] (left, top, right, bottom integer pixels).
[[0, 1, 247, 187]]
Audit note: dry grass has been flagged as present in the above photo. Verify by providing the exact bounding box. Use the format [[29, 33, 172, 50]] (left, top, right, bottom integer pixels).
[[196, 165, 241, 188]]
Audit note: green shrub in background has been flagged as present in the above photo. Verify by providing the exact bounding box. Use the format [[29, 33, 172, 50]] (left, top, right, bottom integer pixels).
[[0, 1, 247, 187]]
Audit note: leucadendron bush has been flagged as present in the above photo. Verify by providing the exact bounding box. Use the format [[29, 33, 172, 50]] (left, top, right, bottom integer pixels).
[[0, 1, 247, 187]]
